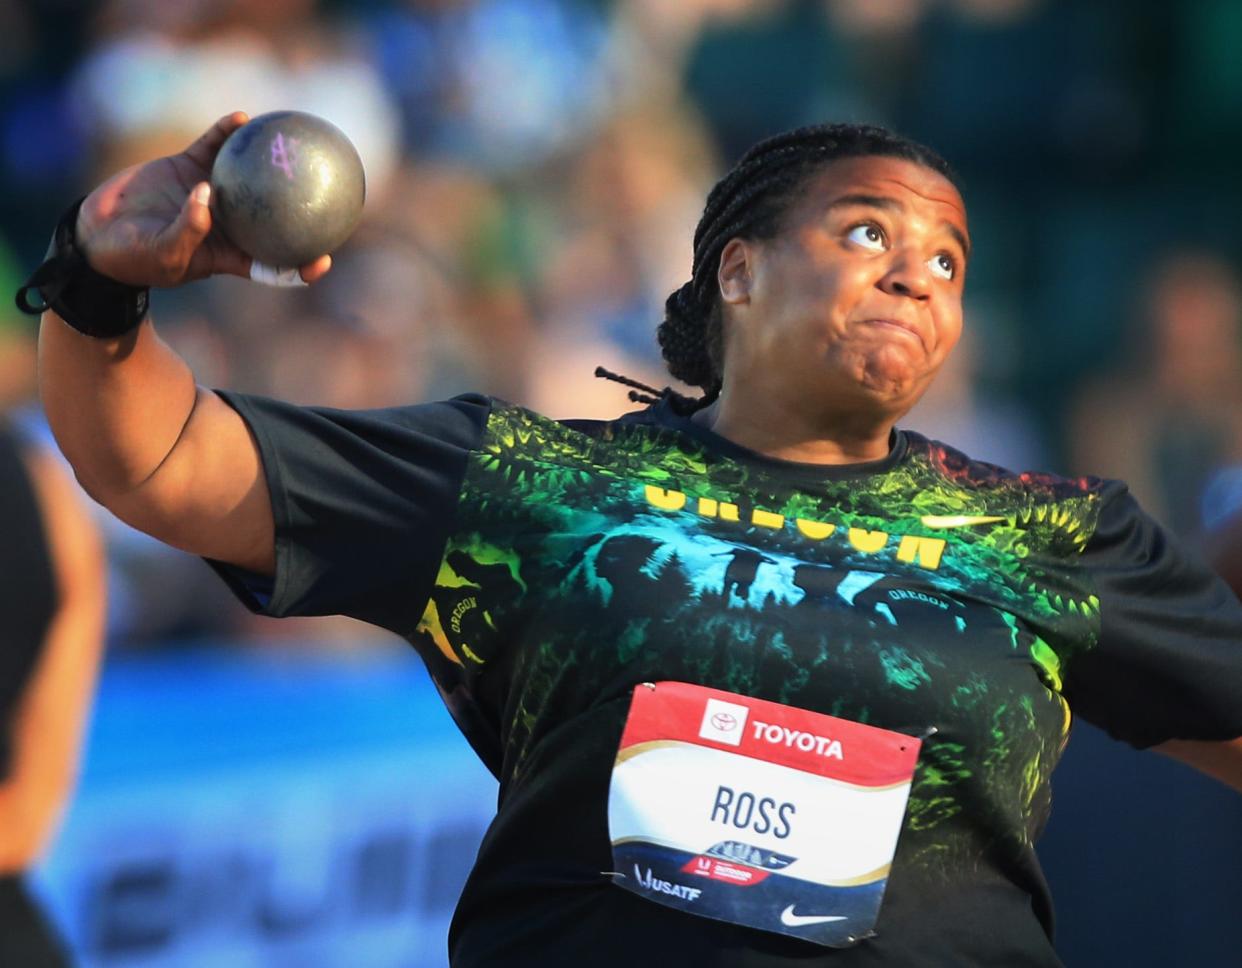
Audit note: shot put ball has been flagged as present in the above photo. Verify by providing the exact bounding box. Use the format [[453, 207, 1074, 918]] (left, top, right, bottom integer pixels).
[[210, 111, 365, 267]]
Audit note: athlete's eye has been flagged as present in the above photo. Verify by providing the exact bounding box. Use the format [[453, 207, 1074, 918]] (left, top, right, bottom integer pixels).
[[846, 223, 886, 251], [927, 252, 956, 280]]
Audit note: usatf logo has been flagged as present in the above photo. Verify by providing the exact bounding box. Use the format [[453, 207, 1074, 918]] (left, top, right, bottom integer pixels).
[[699, 698, 749, 746], [634, 865, 702, 901]]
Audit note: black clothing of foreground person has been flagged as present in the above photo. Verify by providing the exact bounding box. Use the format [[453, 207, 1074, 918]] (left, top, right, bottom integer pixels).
[[24, 115, 1242, 965]]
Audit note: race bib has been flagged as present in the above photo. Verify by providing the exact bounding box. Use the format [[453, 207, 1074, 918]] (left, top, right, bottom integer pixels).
[[608, 682, 921, 947]]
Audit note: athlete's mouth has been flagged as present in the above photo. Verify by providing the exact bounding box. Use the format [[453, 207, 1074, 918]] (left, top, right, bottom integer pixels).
[[859, 318, 926, 350]]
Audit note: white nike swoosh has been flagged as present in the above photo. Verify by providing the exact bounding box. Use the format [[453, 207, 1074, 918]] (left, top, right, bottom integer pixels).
[[780, 904, 848, 927], [919, 514, 1008, 529]]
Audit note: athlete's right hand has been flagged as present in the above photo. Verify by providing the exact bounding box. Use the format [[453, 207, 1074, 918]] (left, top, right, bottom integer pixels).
[[74, 112, 332, 289]]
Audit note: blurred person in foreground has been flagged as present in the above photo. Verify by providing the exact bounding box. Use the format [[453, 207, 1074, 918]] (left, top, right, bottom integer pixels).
[[19, 113, 1242, 965], [0, 420, 105, 966]]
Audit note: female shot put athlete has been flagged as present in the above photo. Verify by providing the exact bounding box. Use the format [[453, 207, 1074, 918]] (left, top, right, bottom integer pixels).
[[20, 114, 1242, 966]]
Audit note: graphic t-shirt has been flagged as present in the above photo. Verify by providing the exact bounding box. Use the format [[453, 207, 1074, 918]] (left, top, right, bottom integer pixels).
[[212, 392, 1242, 967]]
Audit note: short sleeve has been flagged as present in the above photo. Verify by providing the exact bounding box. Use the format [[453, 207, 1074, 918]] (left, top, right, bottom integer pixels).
[[208, 391, 492, 634], [1063, 481, 1242, 748]]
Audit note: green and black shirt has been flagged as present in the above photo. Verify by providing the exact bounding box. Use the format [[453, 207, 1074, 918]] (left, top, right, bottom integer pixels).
[[213, 392, 1242, 967]]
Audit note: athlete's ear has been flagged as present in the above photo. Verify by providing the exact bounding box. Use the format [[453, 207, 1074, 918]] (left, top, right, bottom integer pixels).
[[718, 239, 754, 306]]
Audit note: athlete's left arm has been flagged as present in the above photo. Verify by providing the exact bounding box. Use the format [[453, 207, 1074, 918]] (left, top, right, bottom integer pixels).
[[1152, 738, 1242, 794]]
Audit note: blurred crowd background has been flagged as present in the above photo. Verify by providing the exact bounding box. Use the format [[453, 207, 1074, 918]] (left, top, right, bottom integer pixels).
[[3, 2, 1242, 966], [3, 0, 1242, 648]]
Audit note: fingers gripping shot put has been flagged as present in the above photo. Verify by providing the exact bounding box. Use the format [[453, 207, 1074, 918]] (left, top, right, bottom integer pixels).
[[16, 115, 1242, 966]]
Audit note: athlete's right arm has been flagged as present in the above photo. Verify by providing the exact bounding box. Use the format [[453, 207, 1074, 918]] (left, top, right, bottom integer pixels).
[[36, 113, 331, 576]]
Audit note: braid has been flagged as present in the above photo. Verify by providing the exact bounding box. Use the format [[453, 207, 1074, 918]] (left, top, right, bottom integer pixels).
[[593, 364, 705, 413], [658, 122, 953, 400], [658, 282, 717, 390]]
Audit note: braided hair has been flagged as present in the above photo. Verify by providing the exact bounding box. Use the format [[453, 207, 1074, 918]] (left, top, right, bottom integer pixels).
[[657, 123, 953, 407]]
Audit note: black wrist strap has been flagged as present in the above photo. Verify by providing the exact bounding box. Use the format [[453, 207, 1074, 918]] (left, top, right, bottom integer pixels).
[[14, 197, 150, 338]]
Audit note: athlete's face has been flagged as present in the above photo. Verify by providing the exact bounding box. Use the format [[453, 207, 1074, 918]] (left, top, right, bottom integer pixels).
[[717, 156, 970, 421]]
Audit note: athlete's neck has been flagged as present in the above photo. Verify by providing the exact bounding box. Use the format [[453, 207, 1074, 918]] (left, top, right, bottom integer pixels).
[[693, 396, 897, 465]]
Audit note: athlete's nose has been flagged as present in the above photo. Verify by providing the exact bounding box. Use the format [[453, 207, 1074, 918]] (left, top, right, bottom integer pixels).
[[879, 249, 931, 300]]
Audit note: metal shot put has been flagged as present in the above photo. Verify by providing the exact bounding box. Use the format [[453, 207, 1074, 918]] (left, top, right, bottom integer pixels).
[[210, 111, 365, 268]]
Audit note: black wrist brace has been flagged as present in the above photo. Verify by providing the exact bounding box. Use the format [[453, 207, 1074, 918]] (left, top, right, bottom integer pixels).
[[14, 197, 150, 338]]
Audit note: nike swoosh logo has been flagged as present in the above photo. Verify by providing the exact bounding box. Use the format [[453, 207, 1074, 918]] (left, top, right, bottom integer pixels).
[[780, 904, 848, 927], [920, 514, 1008, 529]]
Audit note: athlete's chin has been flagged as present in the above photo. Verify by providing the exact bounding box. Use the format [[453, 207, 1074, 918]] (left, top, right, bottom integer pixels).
[[853, 354, 928, 402]]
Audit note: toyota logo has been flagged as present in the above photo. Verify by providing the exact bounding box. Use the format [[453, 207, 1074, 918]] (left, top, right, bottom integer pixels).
[[711, 712, 739, 731]]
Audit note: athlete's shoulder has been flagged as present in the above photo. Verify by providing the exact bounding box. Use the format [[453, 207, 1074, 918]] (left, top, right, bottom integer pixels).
[[901, 429, 1113, 501], [482, 395, 677, 442]]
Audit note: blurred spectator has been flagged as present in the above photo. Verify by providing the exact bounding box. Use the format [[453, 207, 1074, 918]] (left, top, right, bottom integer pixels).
[[71, 0, 401, 191], [1069, 250, 1242, 537], [528, 99, 716, 417], [682, 0, 862, 160], [363, 0, 614, 172], [904, 321, 1048, 472]]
